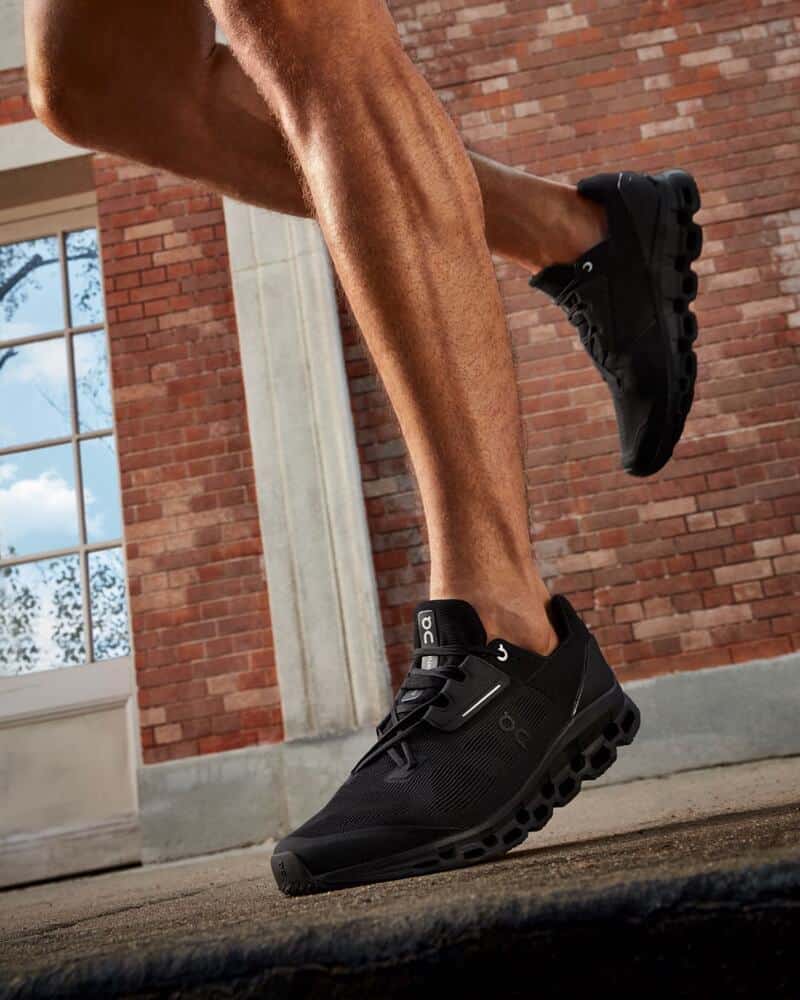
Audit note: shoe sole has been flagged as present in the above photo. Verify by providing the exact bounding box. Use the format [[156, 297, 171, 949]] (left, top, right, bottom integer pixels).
[[272, 684, 641, 896], [626, 168, 702, 477]]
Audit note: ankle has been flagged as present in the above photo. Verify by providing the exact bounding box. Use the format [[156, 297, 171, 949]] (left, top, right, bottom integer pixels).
[[430, 577, 558, 656], [540, 186, 608, 268]]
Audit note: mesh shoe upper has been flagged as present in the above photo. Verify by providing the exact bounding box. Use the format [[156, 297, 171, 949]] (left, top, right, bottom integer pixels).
[[277, 595, 617, 875]]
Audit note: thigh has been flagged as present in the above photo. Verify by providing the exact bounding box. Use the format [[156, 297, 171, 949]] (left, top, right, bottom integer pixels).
[[24, 0, 216, 94]]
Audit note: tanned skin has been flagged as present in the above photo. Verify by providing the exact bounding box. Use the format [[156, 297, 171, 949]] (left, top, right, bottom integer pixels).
[[26, 0, 607, 652]]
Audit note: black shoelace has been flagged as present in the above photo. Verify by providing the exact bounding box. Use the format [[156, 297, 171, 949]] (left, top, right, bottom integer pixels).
[[560, 291, 623, 392], [350, 642, 499, 774]]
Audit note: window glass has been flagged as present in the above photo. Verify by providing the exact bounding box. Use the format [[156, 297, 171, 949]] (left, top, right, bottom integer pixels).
[[0, 222, 130, 674], [73, 329, 112, 432], [80, 436, 122, 543], [0, 236, 64, 339], [89, 547, 131, 661], [0, 554, 85, 675], [0, 337, 72, 447], [0, 445, 79, 558], [65, 229, 103, 327]]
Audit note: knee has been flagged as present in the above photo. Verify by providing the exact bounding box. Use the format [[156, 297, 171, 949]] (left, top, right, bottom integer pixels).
[[25, 0, 99, 146]]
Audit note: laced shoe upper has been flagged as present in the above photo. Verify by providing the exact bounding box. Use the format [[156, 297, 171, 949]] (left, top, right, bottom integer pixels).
[[274, 596, 617, 876], [530, 171, 674, 473]]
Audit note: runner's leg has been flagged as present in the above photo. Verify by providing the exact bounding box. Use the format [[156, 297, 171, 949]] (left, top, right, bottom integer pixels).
[[24, 0, 605, 270], [204, 0, 557, 651]]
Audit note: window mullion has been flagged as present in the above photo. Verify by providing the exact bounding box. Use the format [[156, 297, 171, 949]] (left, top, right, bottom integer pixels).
[[60, 228, 94, 664], [0, 426, 113, 460], [0, 537, 124, 571], [0, 328, 66, 351]]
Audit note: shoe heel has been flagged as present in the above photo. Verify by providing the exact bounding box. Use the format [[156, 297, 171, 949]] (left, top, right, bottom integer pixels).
[[662, 168, 701, 215], [653, 169, 703, 442]]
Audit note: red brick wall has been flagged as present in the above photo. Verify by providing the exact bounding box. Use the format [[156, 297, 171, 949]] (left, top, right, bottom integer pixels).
[[346, 0, 800, 688], [93, 157, 282, 762]]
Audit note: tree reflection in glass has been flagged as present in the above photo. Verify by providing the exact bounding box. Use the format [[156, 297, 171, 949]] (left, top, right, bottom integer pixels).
[[0, 553, 86, 675], [89, 548, 131, 661], [0, 226, 130, 675], [66, 229, 103, 327], [1, 236, 65, 338], [73, 329, 112, 432]]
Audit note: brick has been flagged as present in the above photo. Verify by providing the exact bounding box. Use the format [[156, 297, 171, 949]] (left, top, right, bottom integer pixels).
[[713, 561, 774, 586], [640, 497, 697, 521], [154, 723, 183, 745], [774, 554, 800, 576], [222, 687, 281, 713]]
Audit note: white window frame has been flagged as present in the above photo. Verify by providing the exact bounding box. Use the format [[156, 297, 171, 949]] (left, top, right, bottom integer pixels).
[[0, 191, 132, 676]]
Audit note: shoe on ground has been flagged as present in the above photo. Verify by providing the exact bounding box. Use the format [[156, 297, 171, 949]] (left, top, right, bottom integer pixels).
[[271, 595, 640, 895], [531, 169, 702, 477]]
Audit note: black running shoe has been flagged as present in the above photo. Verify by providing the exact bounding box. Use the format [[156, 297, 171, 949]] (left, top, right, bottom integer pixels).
[[271, 596, 640, 895], [530, 169, 702, 477]]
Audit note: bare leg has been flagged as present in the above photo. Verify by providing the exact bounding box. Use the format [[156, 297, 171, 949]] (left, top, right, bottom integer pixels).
[[24, 0, 604, 273], [190, 0, 556, 652]]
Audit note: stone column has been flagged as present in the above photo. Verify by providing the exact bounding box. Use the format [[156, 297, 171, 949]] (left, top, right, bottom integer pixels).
[[222, 201, 390, 740]]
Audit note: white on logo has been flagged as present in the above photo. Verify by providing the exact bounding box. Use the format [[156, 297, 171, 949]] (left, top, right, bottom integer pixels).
[[582, 261, 593, 272], [496, 643, 509, 662], [419, 611, 438, 671], [420, 613, 435, 645]]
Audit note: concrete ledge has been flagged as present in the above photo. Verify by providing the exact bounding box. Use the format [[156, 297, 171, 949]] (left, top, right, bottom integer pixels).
[[137, 652, 800, 863], [0, 816, 140, 890], [607, 652, 800, 784], [139, 727, 375, 863], [138, 745, 285, 865], [0, 119, 88, 173]]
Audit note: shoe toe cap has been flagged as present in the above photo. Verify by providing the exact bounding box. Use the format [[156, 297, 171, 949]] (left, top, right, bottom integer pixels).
[[273, 824, 452, 879]]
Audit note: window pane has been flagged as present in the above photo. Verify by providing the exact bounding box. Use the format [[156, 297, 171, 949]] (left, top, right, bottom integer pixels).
[[89, 547, 130, 661], [0, 444, 80, 558], [73, 329, 113, 432], [0, 236, 64, 340], [80, 436, 122, 543], [0, 554, 85, 675], [0, 337, 72, 447], [66, 229, 103, 327]]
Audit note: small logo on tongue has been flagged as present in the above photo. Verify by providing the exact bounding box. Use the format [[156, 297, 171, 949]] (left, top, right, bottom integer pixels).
[[417, 609, 439, 671]]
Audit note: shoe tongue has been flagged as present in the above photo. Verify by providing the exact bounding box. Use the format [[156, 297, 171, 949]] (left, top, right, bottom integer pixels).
[[529, 262, 575, 299], [529, 240, 611, 300], [412, 599, 486, 671]]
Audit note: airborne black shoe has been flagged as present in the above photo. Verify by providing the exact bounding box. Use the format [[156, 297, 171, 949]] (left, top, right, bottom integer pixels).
[[530, 169, 702, 477], [271, 596, 640, 895]]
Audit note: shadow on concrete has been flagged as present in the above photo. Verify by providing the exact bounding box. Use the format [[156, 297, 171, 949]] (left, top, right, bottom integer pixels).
[[1, 805, 798, 998]]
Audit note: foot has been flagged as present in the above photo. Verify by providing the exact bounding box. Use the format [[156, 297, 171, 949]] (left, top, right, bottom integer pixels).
[[271, 596, 641, 895], [530, 169, 703, 477]]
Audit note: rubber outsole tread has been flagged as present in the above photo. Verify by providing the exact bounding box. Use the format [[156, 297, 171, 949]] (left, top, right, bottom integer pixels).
[[272, 691, 641, 896], [626, 168, 702, 477]]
